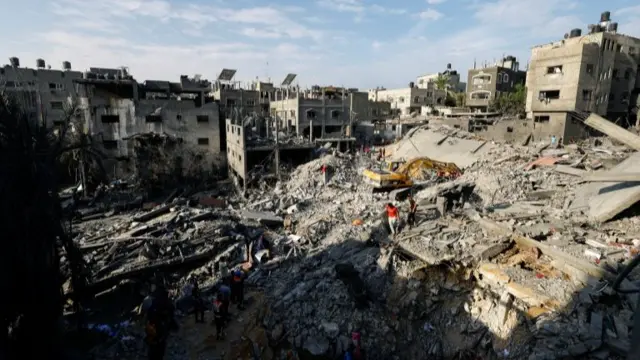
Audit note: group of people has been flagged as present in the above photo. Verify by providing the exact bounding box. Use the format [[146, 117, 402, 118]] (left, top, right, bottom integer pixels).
[[385, 194, 418, 238], [142, 267, 248, 359]]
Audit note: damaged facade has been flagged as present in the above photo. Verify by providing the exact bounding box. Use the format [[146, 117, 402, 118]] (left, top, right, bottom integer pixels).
[[0, 57, 82, 126], [525, 11, 640, 143], [416, 63, 466, 92], [466, 55, 526, 112], [75, 68, 224, 178], [369, 84, 445, 117]]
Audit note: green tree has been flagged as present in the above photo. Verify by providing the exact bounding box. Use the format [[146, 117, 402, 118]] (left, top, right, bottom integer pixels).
[[454, 92, 466, 107], [433, 74, 450, 91], [489, 83, 526, 115]]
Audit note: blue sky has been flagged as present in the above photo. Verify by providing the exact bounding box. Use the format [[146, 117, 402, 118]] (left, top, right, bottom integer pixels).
[[1, 0, 639, 88]]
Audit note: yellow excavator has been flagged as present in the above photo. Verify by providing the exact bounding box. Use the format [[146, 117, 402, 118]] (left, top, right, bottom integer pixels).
[[362, 157, 462, 190]]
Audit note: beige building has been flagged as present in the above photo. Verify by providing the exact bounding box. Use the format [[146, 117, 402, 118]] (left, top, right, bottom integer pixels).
[[269, 87, 390, 141], [416, 64, 465, 92], [466, 56, 526, 112], [525, 11, 640, 142], [368, 86, 445, 117]]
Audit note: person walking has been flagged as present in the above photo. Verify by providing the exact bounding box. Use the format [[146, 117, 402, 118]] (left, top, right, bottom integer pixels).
[[145, 285, 178, 360], [191, 278, 205, 323], [385, 203, 399, 238], [230, 269, 246, 310], [212, 293, 226, 340], [406, 195, 417, 229]]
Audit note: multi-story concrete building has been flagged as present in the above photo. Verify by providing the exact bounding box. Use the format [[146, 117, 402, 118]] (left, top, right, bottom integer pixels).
[[269, 86, 390, 147], [369, 85, 445, 117], [416, 64, 465, 92], [0, 57, 82, 126], [75, 68, 223, 176], [525, 11, 640, 142], [466, 56, 526, 112]]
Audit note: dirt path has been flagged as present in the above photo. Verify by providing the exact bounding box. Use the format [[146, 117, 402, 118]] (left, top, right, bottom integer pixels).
[[175, 291, 271, 360]]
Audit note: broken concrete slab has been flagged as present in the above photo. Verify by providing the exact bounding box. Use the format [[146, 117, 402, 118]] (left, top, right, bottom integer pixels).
[[570, 152, 640, 223], [555, 165, 587, 177], [582, 172, 640, 183], [240, 211, 284, 226]]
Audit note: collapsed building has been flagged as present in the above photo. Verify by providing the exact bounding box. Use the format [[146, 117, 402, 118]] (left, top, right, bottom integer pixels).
[[74, 68, 225, 183]]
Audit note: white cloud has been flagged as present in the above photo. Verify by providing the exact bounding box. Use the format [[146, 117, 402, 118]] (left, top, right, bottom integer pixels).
[[318, 0, 364, 13], [418, 9, 444, 21], [426, 0, 447, 4], [372, 41, 383, 49]]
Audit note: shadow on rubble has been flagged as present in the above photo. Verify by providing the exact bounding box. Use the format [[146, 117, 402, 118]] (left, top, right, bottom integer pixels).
[[256, 227, 636, 360]]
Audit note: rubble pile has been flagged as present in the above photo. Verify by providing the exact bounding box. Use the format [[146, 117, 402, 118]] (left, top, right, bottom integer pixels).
[[70, 116, 640, 360]]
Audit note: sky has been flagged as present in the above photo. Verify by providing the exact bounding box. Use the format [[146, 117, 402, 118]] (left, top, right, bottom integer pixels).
[[1, 0, 640, 89]]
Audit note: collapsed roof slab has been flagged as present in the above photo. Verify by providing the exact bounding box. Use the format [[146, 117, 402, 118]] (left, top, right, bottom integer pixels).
[[570, 152, 640, 222], [387, 128, 494, 169]]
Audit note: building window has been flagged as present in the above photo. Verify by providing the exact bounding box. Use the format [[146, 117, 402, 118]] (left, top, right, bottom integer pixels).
[[306, 109, 317, 119], [50, 101, 64, 110], [226, 98, 236, 107], [227, 124, 230, 132], [506, 126, 513, 133], [413, 96, 420, 103], [331, 110, 340, 119], [617, 44, 622, 52], [472, 74, 491, 85], [196, 115, 209, 123], [246, 99, 255, 106], [101, 114, 119, 123], [427, 91, 433, 97], [497, 74, 502, 84], [534, 116, 550, 123], [624, 69, 632, 79], [546, 65, 563, 74], [197, 138, 209, 146], [470, 91, 491, 100], [398, 97, 405, 103], [177, 114, 183, 121], [582, 90, 592, 101], [586, 64, 594, 74], [102, 140, 118, 149], [538, 90, 560, 100], [49, 83, 63, 90], [145, 115, 162, 123], [503, 74, 509, 82]]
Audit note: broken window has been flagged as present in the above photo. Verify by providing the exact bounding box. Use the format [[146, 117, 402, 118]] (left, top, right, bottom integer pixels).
[[306, 109, 317, 119], [101, 114, 119, 123], [547, 66, 563, 74], [102, 140, 118, 149], [586, 64, 594, 74], [176, 114, 183, 121], [582, 90, 592, 101], [246, 99, 255, 106], [617, 44, 622, 52], [538, 90, 560, 100], [50, 101, 64, 110], [534, 116, 550, 123], [413, 96, 419, 103], [196, 115, 209, 123], [197, 138, 209, 146], [470, 91, 491, 100], [226, 98, 236, 107], [472, 74, 491, 85], [506, 126, 513, 133], [145, 115, 162, 123], [331, 110, 340, 119]]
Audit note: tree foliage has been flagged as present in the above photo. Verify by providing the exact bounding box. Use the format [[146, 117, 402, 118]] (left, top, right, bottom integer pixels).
[[433, 74, 449, 91], [489, 83, 526, 115], [0, 91, 89, 359]]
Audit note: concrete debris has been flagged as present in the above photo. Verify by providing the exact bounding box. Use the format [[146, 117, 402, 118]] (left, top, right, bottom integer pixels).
[[68, 124, 640, 360]]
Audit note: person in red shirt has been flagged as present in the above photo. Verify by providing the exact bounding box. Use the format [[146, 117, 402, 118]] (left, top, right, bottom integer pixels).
[[386, 203, 399, 238], [320, 164, 329, 184]]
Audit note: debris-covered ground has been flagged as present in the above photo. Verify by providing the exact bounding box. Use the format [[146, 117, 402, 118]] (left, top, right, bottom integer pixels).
[[67, 120, 640, 360]]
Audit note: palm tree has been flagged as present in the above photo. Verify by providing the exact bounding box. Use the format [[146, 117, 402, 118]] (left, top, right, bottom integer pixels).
[[0, 91, 89, 359], [433, 74, 450, 91]]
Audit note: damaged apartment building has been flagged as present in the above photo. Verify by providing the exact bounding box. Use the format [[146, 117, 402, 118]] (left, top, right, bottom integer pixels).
[[524, 11, 640, 143], [369, 82, 445, 117], [466, 56, 526, 113], [75, 68, 224, 178], [269, 82, 391, 150], [0, 57, 83, 126]]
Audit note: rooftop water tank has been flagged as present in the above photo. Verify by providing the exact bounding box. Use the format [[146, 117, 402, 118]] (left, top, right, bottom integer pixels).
[[601, 11, 611, 22], [409, 82, 415, 88], [446, 63, 451, 69], [36, 59, 45, 69], [569, 28, 582, 38], [63, 61, 71, 71], [9, 57, 19, 67], [608, 22, 618, 33]]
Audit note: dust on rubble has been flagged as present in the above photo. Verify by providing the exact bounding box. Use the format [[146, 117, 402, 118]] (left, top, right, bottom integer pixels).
[[70, 122, 640, 360]]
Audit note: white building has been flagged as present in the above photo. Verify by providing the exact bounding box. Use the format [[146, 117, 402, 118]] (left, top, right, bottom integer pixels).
[[368, 86, 446, 117]]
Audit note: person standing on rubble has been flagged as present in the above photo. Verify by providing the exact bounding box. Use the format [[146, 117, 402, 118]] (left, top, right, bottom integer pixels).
[[386, 203, 400, 238], [406, 195, 417, 229], [145, 284, 178, 360], [191, 278, 205, 323], [212, 293, 226, 340], [320, 163, 330, 184], [230, 269, 246, 310]]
